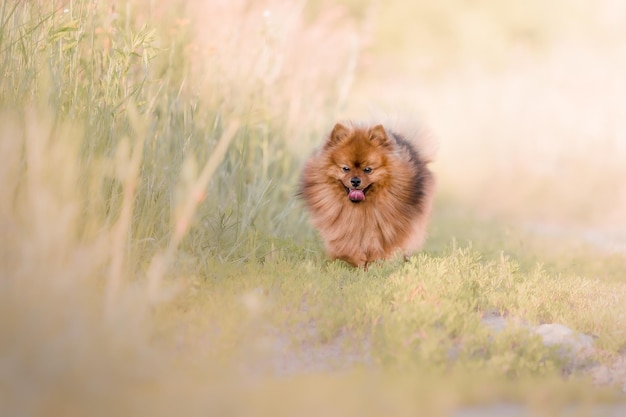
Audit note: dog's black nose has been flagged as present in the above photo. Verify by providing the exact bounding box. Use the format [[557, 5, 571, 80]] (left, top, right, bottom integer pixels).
[[350, 177, 361, 188]]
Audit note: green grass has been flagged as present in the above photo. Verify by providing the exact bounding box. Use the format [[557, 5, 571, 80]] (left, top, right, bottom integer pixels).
[[1, 1, 626, 416]]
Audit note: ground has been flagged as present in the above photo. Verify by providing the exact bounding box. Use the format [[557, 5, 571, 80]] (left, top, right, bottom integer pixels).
[[1, 1, 626, 416]]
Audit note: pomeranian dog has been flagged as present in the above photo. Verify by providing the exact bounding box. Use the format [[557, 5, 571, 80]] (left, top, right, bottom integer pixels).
[[299, 122, 435, 268]]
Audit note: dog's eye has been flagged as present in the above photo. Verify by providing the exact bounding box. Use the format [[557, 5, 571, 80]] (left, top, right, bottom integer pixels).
[[341, 166, 350, 172], [363, 167, 373, 174]]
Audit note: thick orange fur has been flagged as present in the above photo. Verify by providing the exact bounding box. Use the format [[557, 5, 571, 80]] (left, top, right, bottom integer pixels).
[[299, 122, 435, 268]]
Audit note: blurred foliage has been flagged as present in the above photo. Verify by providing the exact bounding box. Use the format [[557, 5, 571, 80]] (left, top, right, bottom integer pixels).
[[1, 1, 626, 416]]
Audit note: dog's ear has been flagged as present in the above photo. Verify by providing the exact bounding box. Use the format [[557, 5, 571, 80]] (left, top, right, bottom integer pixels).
[[325, 123, 350, 148], [369, 124, 390, 147]]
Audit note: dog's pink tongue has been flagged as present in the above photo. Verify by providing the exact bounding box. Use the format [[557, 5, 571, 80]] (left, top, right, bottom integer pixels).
[[348, 189, 365, 202]]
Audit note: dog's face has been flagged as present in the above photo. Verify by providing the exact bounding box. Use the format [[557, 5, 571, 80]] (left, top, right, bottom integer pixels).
[[324, 123, 391, 203]]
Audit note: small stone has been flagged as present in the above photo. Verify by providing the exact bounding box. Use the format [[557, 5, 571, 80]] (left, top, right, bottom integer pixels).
[[481, 315, 509, 333], [534, 323, 595, 358]]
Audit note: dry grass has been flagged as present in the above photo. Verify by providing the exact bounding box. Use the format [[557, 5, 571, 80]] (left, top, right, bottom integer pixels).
[[2, 1, 626, 416]]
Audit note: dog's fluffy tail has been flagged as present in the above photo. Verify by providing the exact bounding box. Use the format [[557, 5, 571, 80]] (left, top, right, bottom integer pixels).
[[380, 114, 439, 162], [362, 111, 438, 163]]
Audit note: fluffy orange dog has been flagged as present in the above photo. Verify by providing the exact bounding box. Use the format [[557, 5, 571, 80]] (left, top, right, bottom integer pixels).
[[299, 122, 435, 268]]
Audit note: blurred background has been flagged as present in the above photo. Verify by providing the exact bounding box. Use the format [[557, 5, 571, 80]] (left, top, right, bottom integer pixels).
[[2, 0, 626, 415], [342, 0, 626, 238]]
